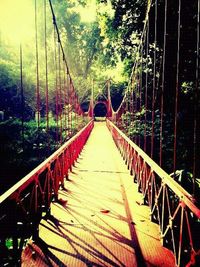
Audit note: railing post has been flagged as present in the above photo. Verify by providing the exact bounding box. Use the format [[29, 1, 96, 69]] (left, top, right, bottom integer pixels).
[[106, 119, 200, 266], [0, 121, 94, 265]]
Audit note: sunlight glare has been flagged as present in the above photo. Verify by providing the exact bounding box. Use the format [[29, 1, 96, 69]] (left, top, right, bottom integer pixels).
[[76, 0, 97, 23], [105, 60, 125, 83], [98, 0, 114, 18], [0, 0, 34, 45]]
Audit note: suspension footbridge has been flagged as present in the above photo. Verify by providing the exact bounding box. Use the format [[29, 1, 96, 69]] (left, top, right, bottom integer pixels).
[[0, 0, 199, 266], [21, 122, 175, 267]]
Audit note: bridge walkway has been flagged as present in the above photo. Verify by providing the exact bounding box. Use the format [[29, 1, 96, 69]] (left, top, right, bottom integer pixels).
[[22, 122, 175, 267]]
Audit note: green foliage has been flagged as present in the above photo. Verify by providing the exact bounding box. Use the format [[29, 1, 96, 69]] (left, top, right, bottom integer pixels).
[[0, 0, 199, 204], [121, 108, 160, 140], [0, 115, 88, 194], [97, 0, 147, 65], [0, 63, 20, 117], [181, 81, 194, 95], [110, 82, 126, 110]]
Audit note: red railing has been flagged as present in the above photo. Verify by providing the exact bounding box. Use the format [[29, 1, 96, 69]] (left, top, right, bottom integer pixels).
[[107, 119, 200, 267], [0, 120, 94, 264]]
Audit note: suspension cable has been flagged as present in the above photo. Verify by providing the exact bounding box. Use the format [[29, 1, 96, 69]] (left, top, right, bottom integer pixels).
[[91, 78, 94, 118], [49, 0, 82, 132], [128, 0, 153, 90], [129, 78, 134, 131], [139, 43, 143, 148], [48, 0, 69, 74], [151, 0, 158, 159], [114, 0, 153, 119], [63, 61, 67, 139], [173, 0, 181, 174], [70, 79, 73, 135], [67, 72, 70, 136], [133, 80, 137, 135], [144, 21, 149, 153], [160, 0, 168, 167], [44, 0, 49, 133], [193, 0, 200, 195], [136, 60, 140, 145], [20, 43, 24, 151], [35, 0, 40, 129], [54, 26, 59, 144], [58, 44, 63, 144], [107, 78, 113, 117], [125, 81, 129, 131], [74, 93, 77, 130]]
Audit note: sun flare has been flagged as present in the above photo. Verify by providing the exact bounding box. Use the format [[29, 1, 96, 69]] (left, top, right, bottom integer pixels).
[[76, 0, 97, 23], [0, 0, 34, 45]]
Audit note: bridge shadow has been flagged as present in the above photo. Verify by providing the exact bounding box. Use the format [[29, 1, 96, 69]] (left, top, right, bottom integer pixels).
[[120, 183, 147, 267], [61, 176, 147, 266], [36, 191, 148, 267], [23, 122, 157, 266], [27, 238, 66, 267], [32, 235, 114, 267], [38, 213, 129, 267]]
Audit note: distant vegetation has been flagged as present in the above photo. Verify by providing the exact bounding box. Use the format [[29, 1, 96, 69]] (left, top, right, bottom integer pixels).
[[0, 0, 199, 201]]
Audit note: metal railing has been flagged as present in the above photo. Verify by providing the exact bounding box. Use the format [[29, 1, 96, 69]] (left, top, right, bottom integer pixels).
[[107, 119, 200, 267], [0, 120, 94, 265]]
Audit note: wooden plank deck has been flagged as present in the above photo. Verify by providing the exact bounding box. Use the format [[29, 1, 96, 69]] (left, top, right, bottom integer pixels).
[[22, 122, 175, 267]]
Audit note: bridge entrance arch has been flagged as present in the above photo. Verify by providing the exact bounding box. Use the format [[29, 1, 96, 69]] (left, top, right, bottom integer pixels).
[[93, 100, 112, 118], [94, 101, 107, 117]]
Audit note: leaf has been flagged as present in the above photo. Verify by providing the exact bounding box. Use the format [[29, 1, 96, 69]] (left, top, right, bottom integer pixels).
[[58, 198, 68, 206], [100, 209, 110, 214]]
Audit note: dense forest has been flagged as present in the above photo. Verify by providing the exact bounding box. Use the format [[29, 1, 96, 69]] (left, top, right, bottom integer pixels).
[[0, 0, 134, 193], [0, 0, 199, 202]]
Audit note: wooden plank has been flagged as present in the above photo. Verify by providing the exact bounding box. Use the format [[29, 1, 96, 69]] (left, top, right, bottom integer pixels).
[[22, 122, 175, 267]]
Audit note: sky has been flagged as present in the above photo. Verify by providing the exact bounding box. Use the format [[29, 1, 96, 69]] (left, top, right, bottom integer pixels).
[[76, 0, 97, 23], [0, 0, 122, 81], [0, 0, 97, 44], [0, 0, 35, 45], [74, 0, 114, 23], [0, 0, 114, 43]]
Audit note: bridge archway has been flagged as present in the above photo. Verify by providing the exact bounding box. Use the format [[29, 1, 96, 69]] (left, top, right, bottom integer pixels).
[[94, 102, 107, 117]]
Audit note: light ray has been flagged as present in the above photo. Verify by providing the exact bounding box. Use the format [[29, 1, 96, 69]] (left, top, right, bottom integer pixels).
[[0, 0, 34, 45]]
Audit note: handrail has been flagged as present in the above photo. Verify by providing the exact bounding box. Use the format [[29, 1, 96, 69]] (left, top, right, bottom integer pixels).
[[0, 120, 93, 204], [107, 119, 200, 267], [107, 120, 200, 217], [0, 120, 94, 265]]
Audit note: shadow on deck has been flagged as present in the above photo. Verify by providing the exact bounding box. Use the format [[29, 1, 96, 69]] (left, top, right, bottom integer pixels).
[[22, 122, 175, 267]]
